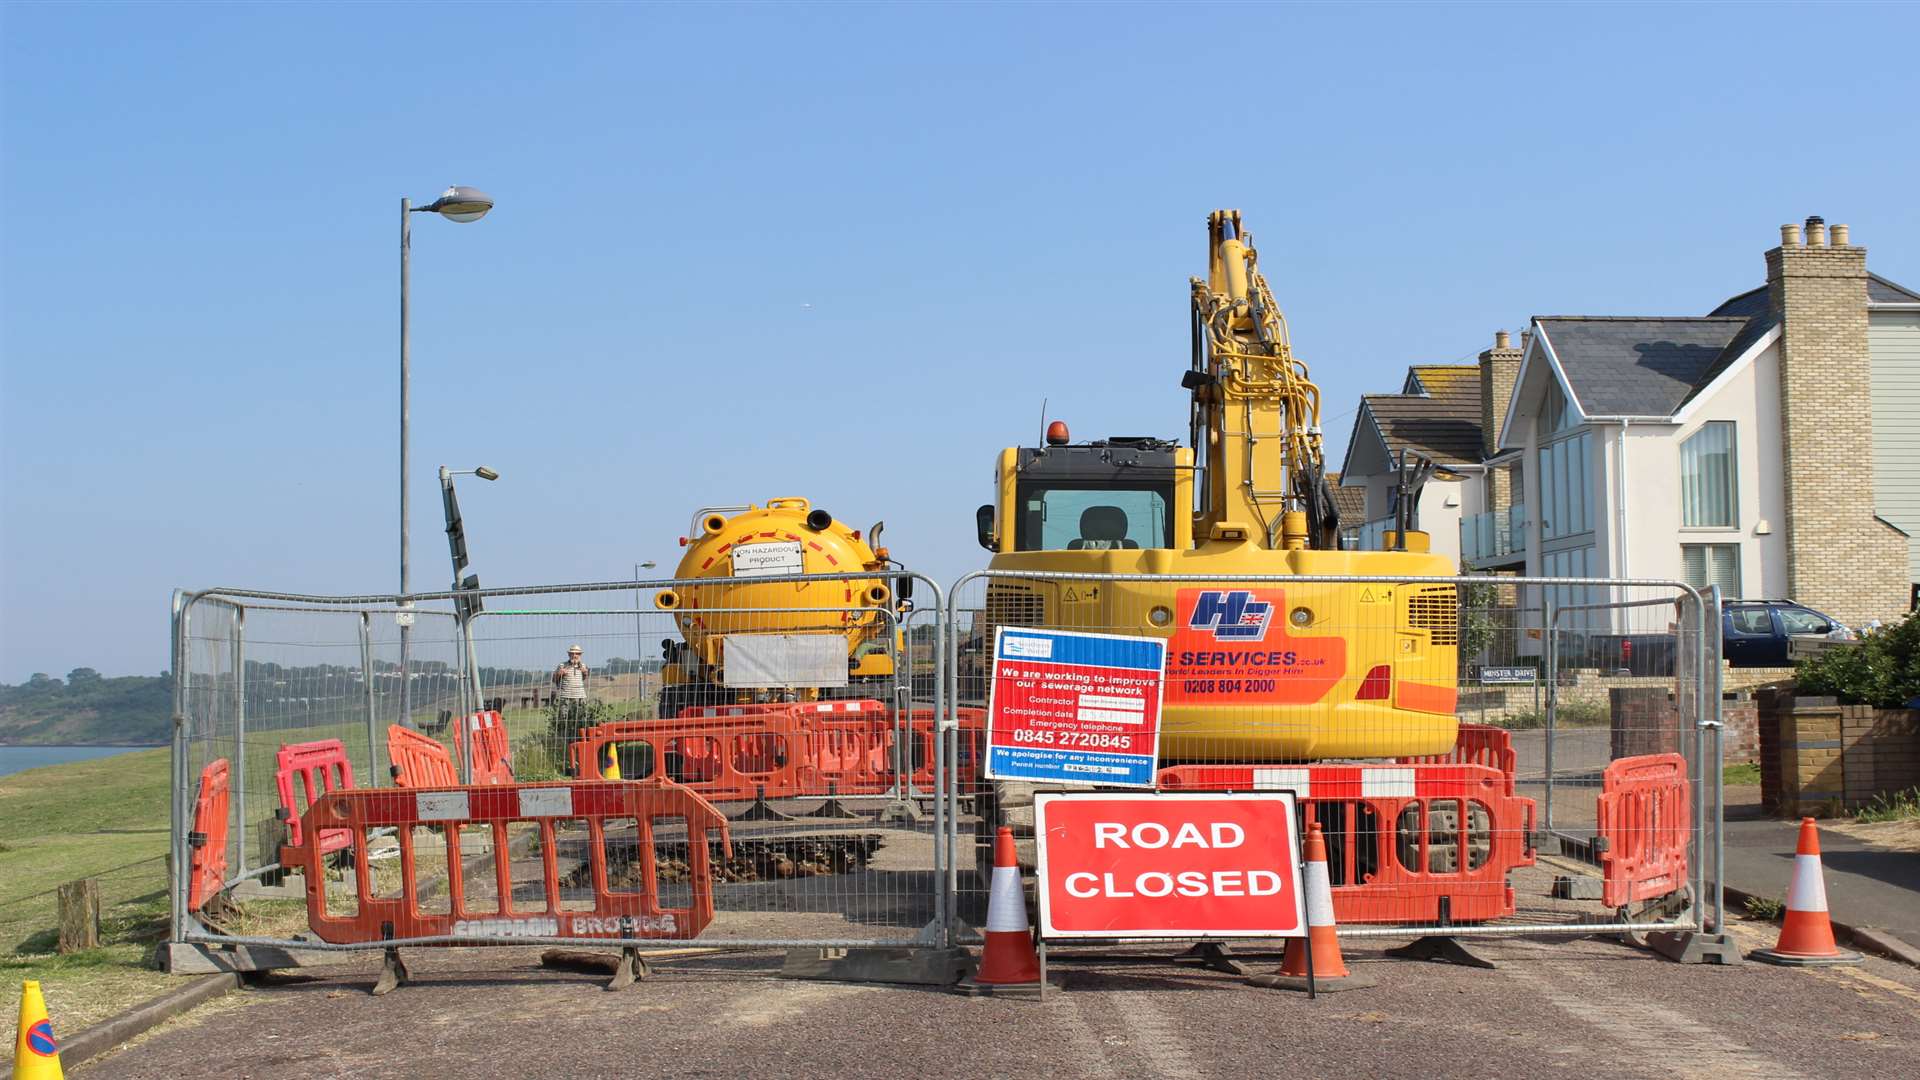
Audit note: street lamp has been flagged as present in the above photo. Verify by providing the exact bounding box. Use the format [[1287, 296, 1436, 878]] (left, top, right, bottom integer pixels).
[[440, 464, 499, 776], [635, 562, 658, 703], [399, 185, 494, 731]]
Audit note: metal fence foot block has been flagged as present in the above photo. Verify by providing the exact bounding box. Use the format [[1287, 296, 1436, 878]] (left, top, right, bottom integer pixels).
[[1245, 972, 1377, 994], [1550, 875, 1605, 901], [1174, 942, 1249, 975], [371, 947, 410, 996], [160, 941, 336, 975], [1646, 931, 1746, 965], [877, 800, 922, 826], [1384, 936, 1497, 969], [607, 946, 650, 990], [782, 947, 976, 986]]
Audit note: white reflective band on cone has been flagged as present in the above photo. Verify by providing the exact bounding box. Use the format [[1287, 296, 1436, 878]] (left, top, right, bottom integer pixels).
[[1304, 859, 1335, 927], [1785, 853, 1829, 913], [986, 866, 1029, 932]]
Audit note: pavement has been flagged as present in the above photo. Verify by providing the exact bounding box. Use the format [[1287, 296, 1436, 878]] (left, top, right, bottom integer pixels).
[[73, 924, 1920, 1079], [1721, 796, 1920, 953]]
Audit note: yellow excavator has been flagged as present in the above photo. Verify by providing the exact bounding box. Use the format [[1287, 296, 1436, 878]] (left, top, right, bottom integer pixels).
[[972, 210, 1466, 879]]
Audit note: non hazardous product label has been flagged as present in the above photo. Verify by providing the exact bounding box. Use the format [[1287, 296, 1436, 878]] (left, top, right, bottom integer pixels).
[[731, 541, 805, 578]]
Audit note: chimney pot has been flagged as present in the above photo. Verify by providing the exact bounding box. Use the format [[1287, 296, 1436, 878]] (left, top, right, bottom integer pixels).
[[1806, 215, 1827, 247], [1781, 223, 1801, 247], [1495, 330, 1511, 350], [1831, 223, 1850, 246]]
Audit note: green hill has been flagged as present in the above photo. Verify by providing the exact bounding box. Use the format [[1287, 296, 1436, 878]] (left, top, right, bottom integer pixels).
[[0, 670, 172, 745]]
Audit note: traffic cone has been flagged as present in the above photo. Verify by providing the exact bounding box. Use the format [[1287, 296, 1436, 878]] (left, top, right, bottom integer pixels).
[[13, 979, 64, 1080], [1751, 817, 1861, 966], [963, 827, 1042, 993], [1248, 822, 1375, 993]]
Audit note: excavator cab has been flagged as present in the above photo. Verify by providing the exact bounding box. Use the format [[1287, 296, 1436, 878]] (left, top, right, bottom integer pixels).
[[976, 433, 1191, 554]]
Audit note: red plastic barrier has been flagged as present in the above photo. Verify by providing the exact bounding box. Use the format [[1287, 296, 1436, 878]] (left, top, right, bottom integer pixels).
[[388, 725, 458, 788], [1156, 762, 1535, 925], [279, 778, 731, 944], [454, 710, 514, 785], [1399, 723, 1518, 794], [187, 758, 231, 913], [567, 702, 988, 800], [275, 739, 355, 855], [1597, 753, 1691, 910]]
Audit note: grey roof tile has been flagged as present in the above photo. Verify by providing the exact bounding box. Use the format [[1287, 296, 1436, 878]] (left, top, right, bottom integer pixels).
[[1536, 316, 1747, 416]]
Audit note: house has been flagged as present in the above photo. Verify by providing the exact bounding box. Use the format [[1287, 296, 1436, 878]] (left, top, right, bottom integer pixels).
[[1335, 362, 1490, 559], [1334, 215, 1917, 632], [1489, 216, 1917, 628]]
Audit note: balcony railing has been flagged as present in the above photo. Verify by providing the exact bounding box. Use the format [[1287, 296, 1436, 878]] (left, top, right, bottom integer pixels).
[[1461, 504, 1527, 567]]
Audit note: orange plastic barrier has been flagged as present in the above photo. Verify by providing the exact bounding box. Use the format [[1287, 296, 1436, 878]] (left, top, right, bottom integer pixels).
[[1156, 762, 1535, 924], [453, 711, 514, 785], [278, 778, 731, 944], [1398, 723, 1518, 794], [1596, 753, 1691, 910], [388, 725, 458, 787], [187, 758, 231, 912], [566, 703, 987, 801], [274, 739, 355, 855]]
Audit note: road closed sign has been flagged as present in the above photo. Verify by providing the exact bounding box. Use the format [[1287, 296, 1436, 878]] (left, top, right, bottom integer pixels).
[[985, 627, 1166, 788], [1035, 793, 1305, 938]]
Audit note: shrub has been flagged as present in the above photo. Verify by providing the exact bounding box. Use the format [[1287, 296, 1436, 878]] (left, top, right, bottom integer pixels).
[[1794, 610, 1920, 708]]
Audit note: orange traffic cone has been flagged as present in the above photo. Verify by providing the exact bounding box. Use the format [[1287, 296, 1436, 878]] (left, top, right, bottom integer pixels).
[[1751, 817, 1861, 966], [963, 827, 1042, 993], [1248, 822, 1374, 993], [13, 979, 64, 1079]]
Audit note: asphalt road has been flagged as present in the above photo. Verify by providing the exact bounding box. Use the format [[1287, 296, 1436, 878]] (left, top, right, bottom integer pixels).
[[80, 920, 1920, 1079]]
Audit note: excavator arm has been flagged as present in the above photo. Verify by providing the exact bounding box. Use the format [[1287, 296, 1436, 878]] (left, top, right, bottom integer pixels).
[[1187, 210, 1340, 549]]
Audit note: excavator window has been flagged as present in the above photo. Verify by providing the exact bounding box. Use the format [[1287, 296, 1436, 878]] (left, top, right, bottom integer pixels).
[[1014, 484, 1171, 551]]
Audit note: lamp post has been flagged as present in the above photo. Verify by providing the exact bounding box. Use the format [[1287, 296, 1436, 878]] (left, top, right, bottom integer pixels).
[[441, 464, 499, 780], [635, 561, 657, 705], [400, 186, 493, 731]]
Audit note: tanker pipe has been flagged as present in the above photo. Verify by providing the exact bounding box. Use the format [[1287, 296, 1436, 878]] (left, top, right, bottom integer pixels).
[[654, 589, 681, 610]]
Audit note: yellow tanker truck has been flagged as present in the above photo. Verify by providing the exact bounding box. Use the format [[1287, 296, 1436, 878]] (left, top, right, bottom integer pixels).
[[653, 498, 906, 717]]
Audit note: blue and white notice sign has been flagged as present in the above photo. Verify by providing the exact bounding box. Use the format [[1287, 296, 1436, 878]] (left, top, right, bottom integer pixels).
[[985, 627, 1167, 789]]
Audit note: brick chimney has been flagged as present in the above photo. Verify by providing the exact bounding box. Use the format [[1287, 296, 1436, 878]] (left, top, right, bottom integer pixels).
[[1479, 329, 1523, 511], [1765, 217, 1906, 622]]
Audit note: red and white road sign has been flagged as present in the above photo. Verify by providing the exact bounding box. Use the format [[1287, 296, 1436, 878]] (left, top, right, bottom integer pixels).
[[1035, 793, 1305, 938]]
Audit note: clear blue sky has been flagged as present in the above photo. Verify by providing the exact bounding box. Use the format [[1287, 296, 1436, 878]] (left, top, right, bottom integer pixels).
[[3, 2, 1916, 682]]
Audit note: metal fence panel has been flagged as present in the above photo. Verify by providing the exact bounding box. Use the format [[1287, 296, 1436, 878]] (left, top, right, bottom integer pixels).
[[943, 570, 1722, 943], [172, 573, 948, 954]]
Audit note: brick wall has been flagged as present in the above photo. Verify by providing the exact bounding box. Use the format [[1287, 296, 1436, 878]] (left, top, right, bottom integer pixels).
[[1609, 686, 1758, 764], [1757, 689, 1920, 814], [1767, 220, 1909, 625], [1478, 333, 1522, 512]]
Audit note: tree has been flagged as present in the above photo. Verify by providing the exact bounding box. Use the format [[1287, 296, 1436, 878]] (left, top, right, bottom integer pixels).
[[67, 667, 102, 685]]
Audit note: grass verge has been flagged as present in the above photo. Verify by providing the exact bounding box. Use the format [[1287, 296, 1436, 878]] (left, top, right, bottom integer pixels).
[[1723, 762, 1761, 786], [0, 748, 181, 1046]]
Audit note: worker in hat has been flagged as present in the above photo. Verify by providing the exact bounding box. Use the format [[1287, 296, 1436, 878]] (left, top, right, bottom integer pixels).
[[551, 645, 592, 745]]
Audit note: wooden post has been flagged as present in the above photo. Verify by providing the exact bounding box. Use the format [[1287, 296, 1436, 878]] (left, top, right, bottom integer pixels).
[[57, 877, 102, 953]]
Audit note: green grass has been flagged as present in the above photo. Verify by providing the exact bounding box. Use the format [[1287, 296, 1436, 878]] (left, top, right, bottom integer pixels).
[[1723, 762, 1762, 786], [0, 747, 181, 1044], [1495, 701, 1611, 730], [1853, 787, 1920, 824], [1743, 894, 1785, 921]]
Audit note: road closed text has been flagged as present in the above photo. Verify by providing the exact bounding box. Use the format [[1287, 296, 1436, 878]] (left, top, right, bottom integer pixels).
[[1036, 793, 1305, 938]]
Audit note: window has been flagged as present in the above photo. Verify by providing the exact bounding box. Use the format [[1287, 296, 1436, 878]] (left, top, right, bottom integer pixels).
[[1729, 608, 1772, 635], [1681, 544, 1741, 599], [1014, 485, 1172, 551], [1680, 422, 1738, 528], [1778, 608, 1833, 636], [1539, 430, 1592, 540]]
